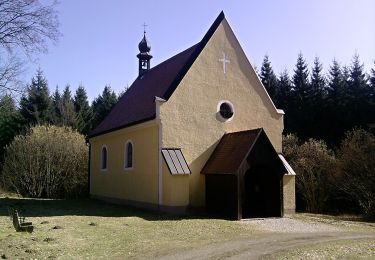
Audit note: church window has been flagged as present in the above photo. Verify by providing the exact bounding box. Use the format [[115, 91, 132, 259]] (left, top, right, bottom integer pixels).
[[124, 140, 134, 170], [217, 100, 235, 122], [101, 146, 108, 170]]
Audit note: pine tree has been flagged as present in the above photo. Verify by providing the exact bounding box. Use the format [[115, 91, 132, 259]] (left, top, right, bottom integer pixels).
[[0, 95, 24, 161], [277, 70, 292, 111], [348, 54, 369, 127], [348, 54, 367, 97], [325, 60, 343, 143], [260, 55, 278, 103], [291, 53, 310, 139], [341, 65, 352, 107], [92, 85, 117, 129], [370, 63, 375, 89], [327, 60, 344, 105], [369, 62, 375, 126], [323, 60, 353, 144], [59, 85, 76, 127], [20, 69, 52, 125], [51, 86, 61, 125], [308, 57, 326, 139], [74, 85, 93, 135], [277, 70, 295, 135], [327, 62, 351, 107], [292, 53, 310, 104], [310, 57, 326, 102]]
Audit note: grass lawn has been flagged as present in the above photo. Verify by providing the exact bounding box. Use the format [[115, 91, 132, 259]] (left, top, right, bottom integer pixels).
[[0, 196, 258, 259], [1, 194, 375, 259]]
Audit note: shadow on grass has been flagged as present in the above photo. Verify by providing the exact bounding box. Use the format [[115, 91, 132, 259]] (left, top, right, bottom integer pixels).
[[0, 197, 212, 221]]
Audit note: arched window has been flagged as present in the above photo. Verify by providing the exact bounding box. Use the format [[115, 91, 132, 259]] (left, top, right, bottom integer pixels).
[[124, 141, 133, 170], [101, 146, 107, 170]]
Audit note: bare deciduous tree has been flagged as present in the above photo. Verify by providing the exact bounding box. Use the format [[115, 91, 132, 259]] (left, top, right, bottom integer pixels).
[[2, 125, 88, 198], [0, 52, 23, 95], [337, 129, 375, 218], [0, 0, 60, 54], [283, 134, 337, 213], [0, 0, 60, 94]]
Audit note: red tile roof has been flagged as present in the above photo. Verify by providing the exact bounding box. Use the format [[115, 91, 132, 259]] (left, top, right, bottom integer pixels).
[[89, 12, 225, 137]]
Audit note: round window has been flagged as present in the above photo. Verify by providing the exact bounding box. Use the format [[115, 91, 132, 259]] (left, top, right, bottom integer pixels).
[[219, 103, 233, 119], [217, 100, 234, 122]]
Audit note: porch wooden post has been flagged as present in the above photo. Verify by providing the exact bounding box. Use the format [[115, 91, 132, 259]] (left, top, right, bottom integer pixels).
[[237, 174, 242, 220]]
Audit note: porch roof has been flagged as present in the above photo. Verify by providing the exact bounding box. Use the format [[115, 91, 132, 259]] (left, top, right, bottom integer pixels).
[[201, 129, 263, 174], [201, 128, 291, 175]]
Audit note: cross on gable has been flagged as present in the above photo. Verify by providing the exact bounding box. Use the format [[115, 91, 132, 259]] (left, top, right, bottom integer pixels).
[[219, 52, 230, 74]]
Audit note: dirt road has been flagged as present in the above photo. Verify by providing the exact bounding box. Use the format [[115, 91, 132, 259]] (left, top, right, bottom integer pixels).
[[155, 232, 375, 259], [153, 217, 375, 259]]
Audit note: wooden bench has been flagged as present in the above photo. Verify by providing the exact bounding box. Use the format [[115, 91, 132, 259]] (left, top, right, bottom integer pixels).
[[8, 208, 34, 233]]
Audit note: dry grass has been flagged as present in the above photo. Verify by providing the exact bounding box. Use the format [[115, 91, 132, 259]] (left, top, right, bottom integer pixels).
[[0, 196, 258, 259]]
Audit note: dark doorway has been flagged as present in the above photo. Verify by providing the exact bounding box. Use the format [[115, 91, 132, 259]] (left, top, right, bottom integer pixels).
[[242, 164, 281, 218], [205, 174, 238, 219]]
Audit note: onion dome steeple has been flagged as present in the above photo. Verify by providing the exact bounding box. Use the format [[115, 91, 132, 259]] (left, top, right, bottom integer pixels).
[[137, 27, 153, 77], [138, 33, 151, 53]]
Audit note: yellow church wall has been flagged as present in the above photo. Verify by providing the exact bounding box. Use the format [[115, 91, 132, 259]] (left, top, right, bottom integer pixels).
[[283, 175, 296, 214], [90, 122, 159, 205], [160, 18, 284, 207], [162, 160, 190, 206]]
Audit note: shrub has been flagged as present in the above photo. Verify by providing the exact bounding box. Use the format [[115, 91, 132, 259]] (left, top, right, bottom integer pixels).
[[1, 125, 88, 198], [336, 129, 375, 218], [283, 134, 337, 213]]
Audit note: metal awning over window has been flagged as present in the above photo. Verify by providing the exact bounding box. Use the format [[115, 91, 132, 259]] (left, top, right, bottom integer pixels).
[[278, 154, 296, 176], [161, 148, 191, 175]]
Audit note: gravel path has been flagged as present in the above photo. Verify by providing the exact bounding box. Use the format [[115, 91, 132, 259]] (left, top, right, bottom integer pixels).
[[241, 217, 340, 233]]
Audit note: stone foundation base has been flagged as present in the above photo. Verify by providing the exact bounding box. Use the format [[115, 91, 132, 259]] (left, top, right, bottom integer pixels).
[[283, 208, 296, 215]]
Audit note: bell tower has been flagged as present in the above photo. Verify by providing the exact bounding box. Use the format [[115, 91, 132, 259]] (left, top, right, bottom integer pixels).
[[137, 28, 152, 76]]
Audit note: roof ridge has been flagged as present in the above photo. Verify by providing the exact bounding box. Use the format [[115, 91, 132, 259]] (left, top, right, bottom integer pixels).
[[114, 44, 199, 106], [138, 43, 199, 79]]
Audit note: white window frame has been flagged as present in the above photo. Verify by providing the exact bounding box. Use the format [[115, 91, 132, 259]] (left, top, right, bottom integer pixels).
[[124, 140, 134, 171], [100, 145, 108, 171], [217, 100, 235, 122]]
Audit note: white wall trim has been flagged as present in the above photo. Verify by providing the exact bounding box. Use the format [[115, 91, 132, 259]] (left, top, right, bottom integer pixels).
[[155, 96, 166, 206]]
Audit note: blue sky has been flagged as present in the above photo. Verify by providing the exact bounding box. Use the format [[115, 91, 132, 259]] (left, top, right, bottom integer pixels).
[[25, 0, 375, 101]]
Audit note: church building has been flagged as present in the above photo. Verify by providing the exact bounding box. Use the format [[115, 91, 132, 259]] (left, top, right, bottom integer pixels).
[[88, 12, 296, 219]]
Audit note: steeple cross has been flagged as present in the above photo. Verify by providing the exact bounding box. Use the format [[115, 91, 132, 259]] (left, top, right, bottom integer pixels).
[[142, 22, 148, 33], [219, 52, 230, 74]]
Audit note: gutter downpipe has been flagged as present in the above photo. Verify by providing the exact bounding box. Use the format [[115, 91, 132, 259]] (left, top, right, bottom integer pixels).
[[155, 96, 166, 208]]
